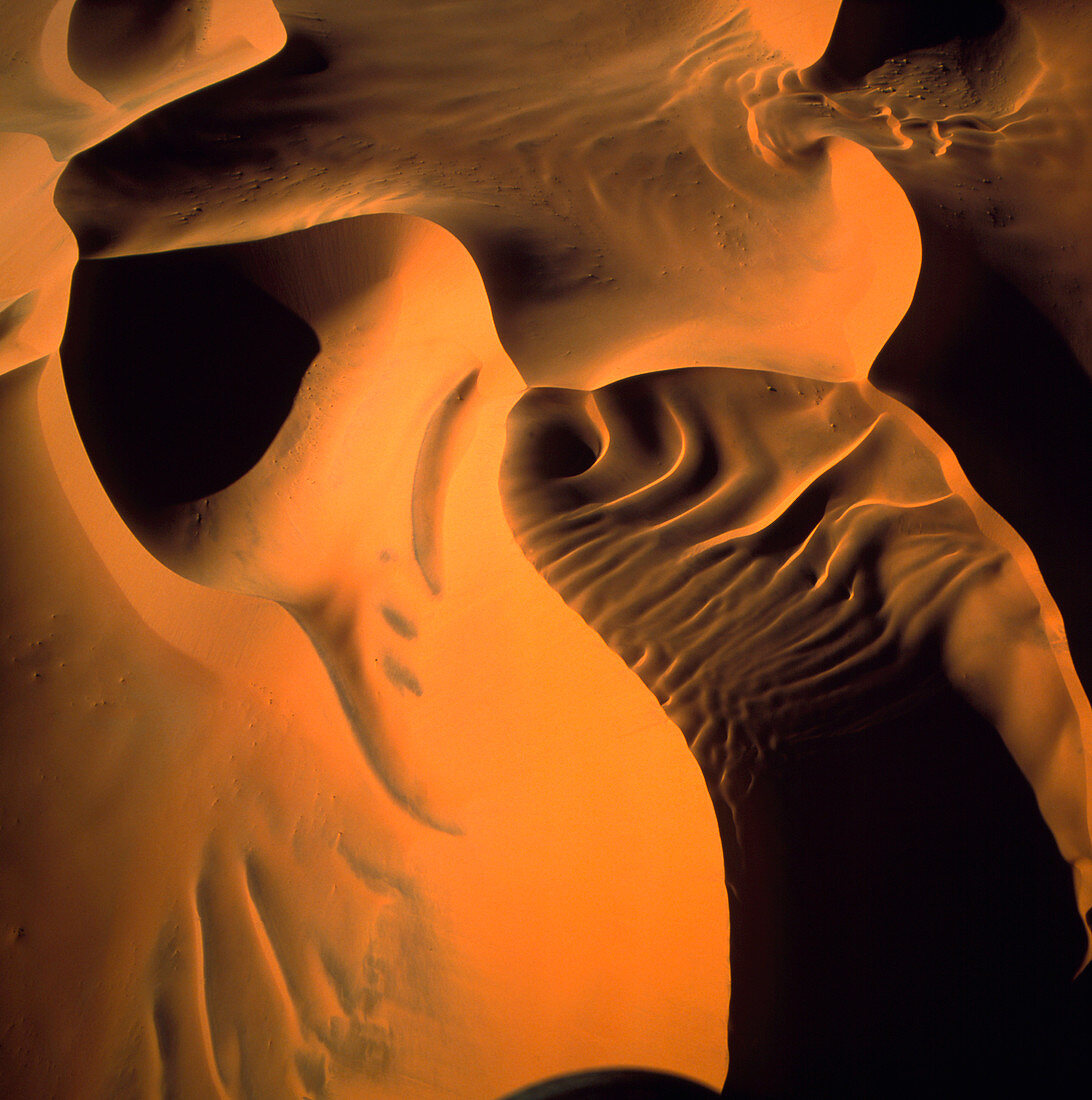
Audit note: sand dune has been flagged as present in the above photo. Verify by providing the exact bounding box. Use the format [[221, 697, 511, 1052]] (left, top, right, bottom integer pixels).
[[7, 209, 729, 1097], [55, 0, 920, 388], [502, 364, 1092, 1089], [3, 0, 1092, 1097]]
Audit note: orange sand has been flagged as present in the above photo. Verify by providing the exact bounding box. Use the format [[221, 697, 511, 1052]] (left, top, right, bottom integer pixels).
[[2, 1, 1092, 1096]]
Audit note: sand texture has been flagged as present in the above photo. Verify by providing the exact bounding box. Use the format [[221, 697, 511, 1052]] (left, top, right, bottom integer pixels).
[[2, 1, 1092, 1097]]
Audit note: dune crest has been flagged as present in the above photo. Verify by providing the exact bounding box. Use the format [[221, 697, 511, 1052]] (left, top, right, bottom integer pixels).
[[55, 0, 922, 387], [10, 205, 730, 1094], [1, 354, 467, 1099], [741, 6, 1043, 170], [503, 366, 1092, 905]]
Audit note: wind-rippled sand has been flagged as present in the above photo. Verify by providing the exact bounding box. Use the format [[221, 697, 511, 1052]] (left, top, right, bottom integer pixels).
[[502, 363, 1092, 1089], [3, 0, 1092, 1097]]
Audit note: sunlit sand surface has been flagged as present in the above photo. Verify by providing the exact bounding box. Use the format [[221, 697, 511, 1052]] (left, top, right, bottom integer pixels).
[[3, 0, 1092, 1096], [55, 0, 921, 388], [6, 209, 729, 1095]]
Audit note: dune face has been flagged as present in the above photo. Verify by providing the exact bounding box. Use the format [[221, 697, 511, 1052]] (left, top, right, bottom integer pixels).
[[502, 365, 1092, 1092], [5, 0, 1092, 1097], [55, 0, 922, 388], [4, 1, 734, 1095], [736, 0, 1092, 703], [7, 194, 730, 1099]]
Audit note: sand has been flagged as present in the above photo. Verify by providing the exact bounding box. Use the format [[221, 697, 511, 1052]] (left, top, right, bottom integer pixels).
[[502, 363, 1092, 1091], [2, 1, 1092, 1096]]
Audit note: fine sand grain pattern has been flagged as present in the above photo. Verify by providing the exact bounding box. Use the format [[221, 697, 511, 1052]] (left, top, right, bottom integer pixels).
[[3, 0, 1092, 1097]]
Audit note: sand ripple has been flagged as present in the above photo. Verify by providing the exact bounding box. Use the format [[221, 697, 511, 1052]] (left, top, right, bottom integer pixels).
[[503, 366, 1092, 922], [503, 363, 1092, 1088]]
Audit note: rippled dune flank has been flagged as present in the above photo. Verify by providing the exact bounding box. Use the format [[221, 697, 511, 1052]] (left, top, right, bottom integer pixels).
[[4, 0, 1092, 1097], [503, 366, 1092, 1092], [55, 0, 921, 390]]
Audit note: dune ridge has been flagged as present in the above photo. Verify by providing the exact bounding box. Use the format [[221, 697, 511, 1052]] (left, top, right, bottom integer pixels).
[[55, 0, 922, 388], [2, 3, 731, 1095], [10, 198, 731, 1093]]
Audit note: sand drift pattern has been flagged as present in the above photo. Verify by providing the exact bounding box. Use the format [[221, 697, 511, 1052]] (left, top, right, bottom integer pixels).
[[503, 366, 1092, 921], [6, 0, 1092, 1094], [739, 3, 1046, 169], [503, 364, 1092, 1089]]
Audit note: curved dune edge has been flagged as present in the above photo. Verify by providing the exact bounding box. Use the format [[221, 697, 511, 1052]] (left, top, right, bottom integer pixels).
[[2, 0, 285, 160], [502, 364, 1092, 950], [7, 185, 730, 1100], [1, 2, 730, 1095], [865, 385, 1092, 951], [502, 363, 1092, 1087], [0, 0, 287, 384], [54, 0, 922, 389], [6, 242, 734, 1097]]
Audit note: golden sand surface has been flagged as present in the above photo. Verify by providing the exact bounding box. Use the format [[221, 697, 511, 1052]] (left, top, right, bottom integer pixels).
[[2, 2, 1091, 1096]]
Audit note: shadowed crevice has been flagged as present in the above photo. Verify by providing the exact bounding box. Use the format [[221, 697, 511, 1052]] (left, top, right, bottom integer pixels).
[[871, 214, 1092, 699], [808, 0, 1006, 88], [61, 248, 319, 514]]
